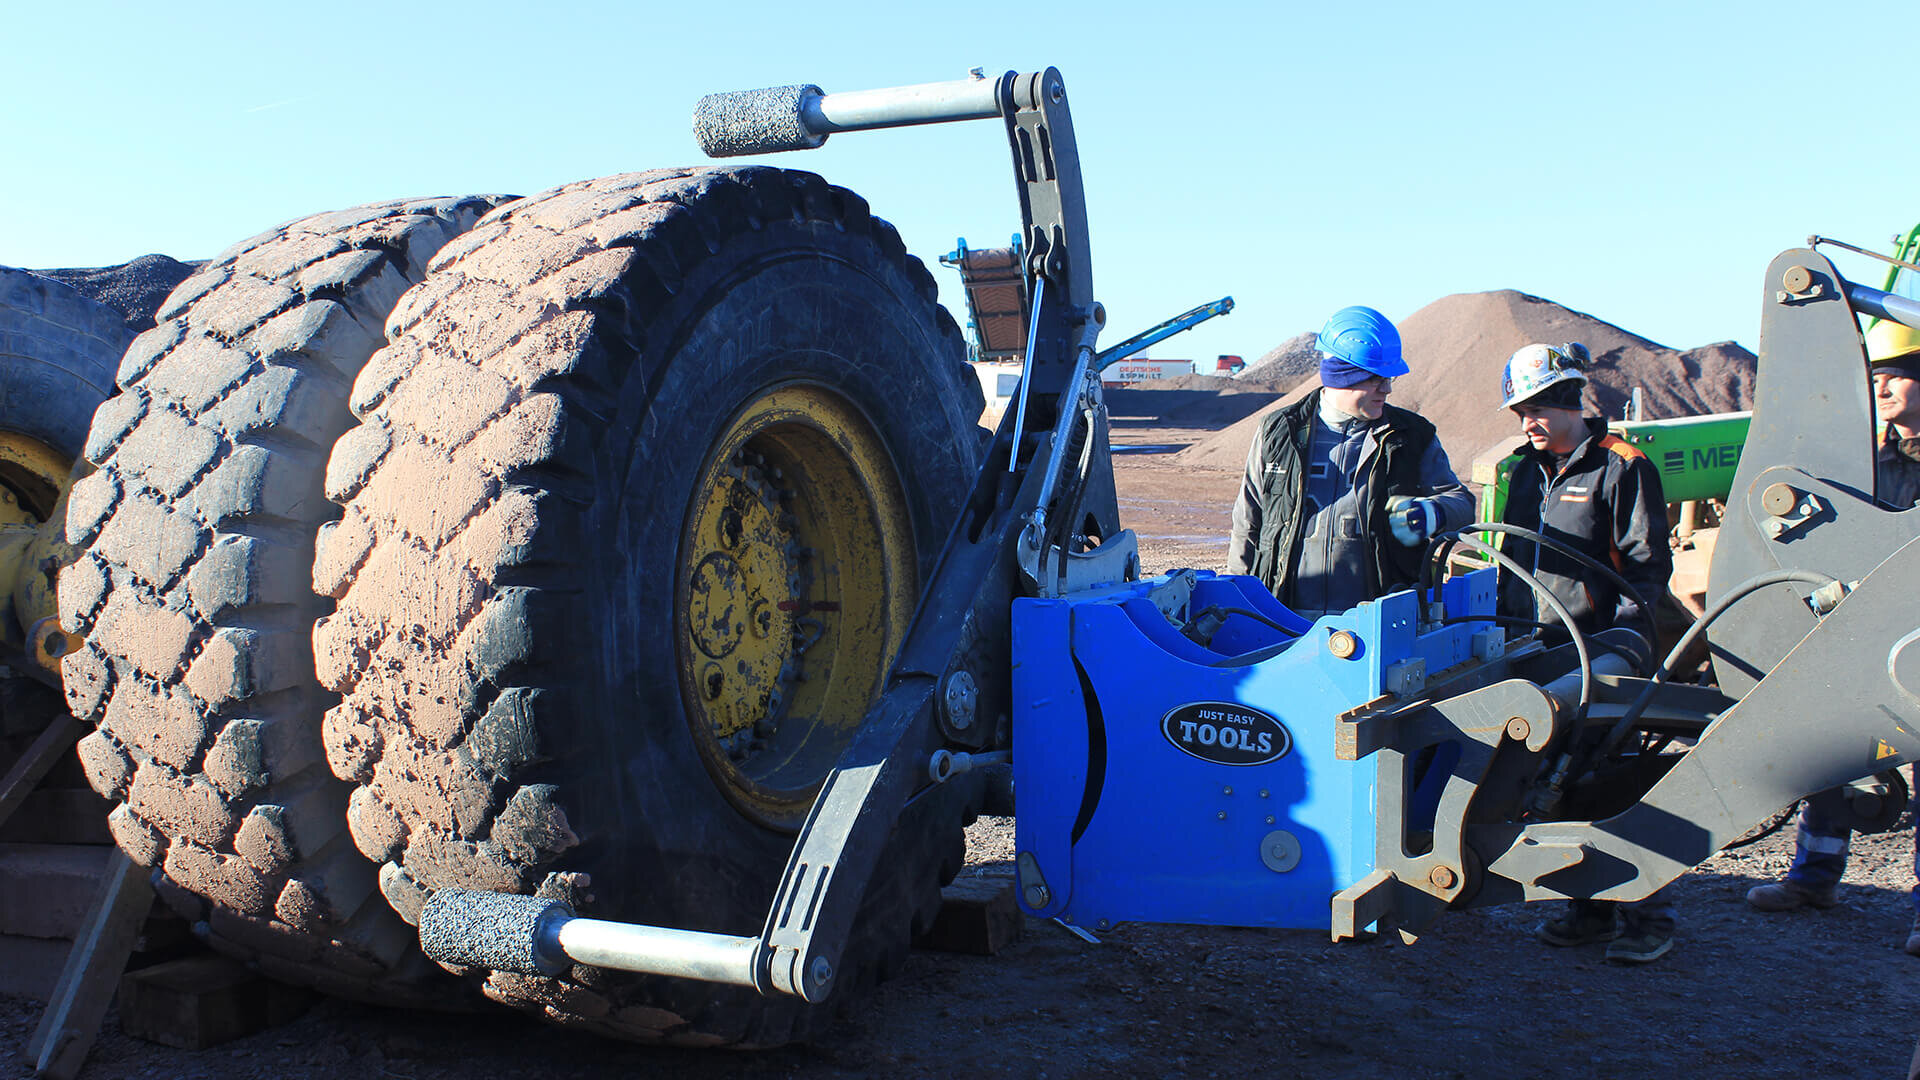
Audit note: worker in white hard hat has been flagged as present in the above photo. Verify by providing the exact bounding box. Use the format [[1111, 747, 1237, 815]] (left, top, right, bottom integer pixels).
[[1493, 341, 1677, 965], [1747, 318, 1920, 959]]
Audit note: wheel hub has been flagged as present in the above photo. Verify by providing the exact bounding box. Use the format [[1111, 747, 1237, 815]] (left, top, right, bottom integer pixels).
[[684, 453, 804, 760], [676, 384, 917, 829]]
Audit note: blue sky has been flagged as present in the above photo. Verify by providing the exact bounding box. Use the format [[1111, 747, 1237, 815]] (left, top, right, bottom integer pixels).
[[6, 1, 1915, 366]]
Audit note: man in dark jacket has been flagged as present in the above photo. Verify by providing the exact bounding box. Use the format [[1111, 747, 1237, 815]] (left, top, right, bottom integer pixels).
[[1494, 342, 1677, 964], [1494, 343, 1672, 639], [1228, 305, 1471, 616], [1746, 318, 1920, 958]]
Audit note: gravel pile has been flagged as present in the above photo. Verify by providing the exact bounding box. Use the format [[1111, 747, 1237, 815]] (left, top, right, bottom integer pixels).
[[32, 253, 199, 334]]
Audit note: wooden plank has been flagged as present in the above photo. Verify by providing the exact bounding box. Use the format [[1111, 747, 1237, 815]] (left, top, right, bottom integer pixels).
[[117, 954, 315, 1050], [26, 848, 154, 1080], [0, 715, 84, 832], [918, 872, 1023, 956]]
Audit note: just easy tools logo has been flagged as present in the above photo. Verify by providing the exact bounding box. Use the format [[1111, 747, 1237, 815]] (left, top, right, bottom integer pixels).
[[1160, 702, 1293, 767]]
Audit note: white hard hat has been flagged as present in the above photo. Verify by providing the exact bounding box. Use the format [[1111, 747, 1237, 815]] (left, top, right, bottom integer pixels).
[[1500, 342, 1590, 409]]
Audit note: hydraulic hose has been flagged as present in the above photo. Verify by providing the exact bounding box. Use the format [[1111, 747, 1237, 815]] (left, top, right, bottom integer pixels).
[[1588, 567, 1841, 770], [1194, 605, 1293, 635], [1445, 534, 1595, 732], [1421, 522, 1659, 675]]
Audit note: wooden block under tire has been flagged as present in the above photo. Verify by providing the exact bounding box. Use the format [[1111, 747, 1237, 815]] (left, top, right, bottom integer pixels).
[[0, 842, 110, 939], [116, 955, 316, 1050], [0, 934, 70, 999], [918, 872, 1023, 956]]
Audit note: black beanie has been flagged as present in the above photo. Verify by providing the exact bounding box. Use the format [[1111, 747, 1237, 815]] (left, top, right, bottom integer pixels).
[[1519, 378, 1585, 411]]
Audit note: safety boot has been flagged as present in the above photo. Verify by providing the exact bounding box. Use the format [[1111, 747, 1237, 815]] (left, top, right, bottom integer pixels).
[[1535, 901, 1618, 947], [1745, 880, 1839, 912], [1905, 914, 1920, 958], [1604, 926, 1674, 965]]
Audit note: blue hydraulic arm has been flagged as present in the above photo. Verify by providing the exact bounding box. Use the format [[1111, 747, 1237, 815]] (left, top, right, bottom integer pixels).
[[1094, 296, 1234, 372]]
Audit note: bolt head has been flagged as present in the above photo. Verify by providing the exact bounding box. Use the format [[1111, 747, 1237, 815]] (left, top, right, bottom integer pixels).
[[1024, 884, 1050, 908], [809, 956, 833, 987]]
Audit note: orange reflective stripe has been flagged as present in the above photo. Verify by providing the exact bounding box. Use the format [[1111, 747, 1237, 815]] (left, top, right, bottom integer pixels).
[[1599, 434, 1646, 462]]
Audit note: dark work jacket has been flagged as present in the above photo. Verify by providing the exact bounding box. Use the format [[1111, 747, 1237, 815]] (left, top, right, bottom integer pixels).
[[1230, 389, 1452, 602], [1496, 417, 1673, 635], [1878, 434, 1920, 509]]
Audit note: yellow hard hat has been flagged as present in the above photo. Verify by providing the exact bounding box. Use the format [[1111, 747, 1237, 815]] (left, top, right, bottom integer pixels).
[[1866, 319, 1920, 367]]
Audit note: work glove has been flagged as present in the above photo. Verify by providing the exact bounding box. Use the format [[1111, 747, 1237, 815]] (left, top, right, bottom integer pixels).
[[1387, 495, 1440, 547]]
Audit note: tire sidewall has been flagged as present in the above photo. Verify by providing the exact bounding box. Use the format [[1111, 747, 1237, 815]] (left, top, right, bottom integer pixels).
[[0, 270, 125, 464], [561, 216, 978, 935]]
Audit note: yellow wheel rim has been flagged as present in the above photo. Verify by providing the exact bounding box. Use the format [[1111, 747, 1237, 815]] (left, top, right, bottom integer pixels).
[[0, 431, 74, 522], [0, 431, 80, 668], [676, 383, 917, 829]]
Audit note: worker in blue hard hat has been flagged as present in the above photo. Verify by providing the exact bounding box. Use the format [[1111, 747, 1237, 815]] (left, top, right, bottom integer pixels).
[[1746, 318, 1920, 959], [1228, 305, 1471, 616], [1492, 341, 1678, 964]]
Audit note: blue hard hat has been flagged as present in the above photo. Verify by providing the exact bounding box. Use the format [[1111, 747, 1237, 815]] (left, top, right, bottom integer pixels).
[[1316, 306, 1409, 378]]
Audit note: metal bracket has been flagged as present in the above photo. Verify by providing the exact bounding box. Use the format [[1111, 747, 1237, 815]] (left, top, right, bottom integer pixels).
[[1335, 694, 1397, 762], [1017, 527, 1140, 598], [1330, 868, 1396, 942], [1383, 658, 1428, 697], [1758, 476, 1827, 542]]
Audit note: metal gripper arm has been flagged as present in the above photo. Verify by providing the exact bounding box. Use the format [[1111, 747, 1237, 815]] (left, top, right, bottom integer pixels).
[[1445, 251, 1920, 915], [688, 69, 1112, 1000]]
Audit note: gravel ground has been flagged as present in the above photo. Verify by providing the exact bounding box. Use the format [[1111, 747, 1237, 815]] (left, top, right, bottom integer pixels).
[[5, 818, 1917, 1080]]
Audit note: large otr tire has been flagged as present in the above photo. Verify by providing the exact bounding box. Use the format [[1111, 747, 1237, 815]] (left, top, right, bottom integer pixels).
[[315, 167, 985, 1043], [60, 195, 512, 1003], [0, 266, 127, 667], [0, 267, 127, 455], [0, 269, 125, 802]]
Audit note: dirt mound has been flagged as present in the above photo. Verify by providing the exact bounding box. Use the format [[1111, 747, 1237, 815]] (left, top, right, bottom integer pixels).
[[33, 253, 200, 334], [1240, 330, 1319, 387], [1179, 290, 1757, 472]]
